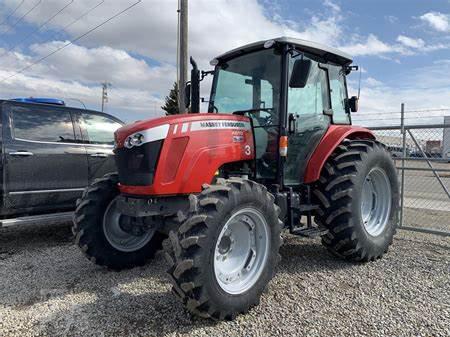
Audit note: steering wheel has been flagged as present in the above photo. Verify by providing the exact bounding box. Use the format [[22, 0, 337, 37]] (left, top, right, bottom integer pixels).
[[232, 108, 275, 127]]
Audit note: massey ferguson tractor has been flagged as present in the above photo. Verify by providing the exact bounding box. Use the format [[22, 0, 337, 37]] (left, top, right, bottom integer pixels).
[[73, 37, 399, 320]]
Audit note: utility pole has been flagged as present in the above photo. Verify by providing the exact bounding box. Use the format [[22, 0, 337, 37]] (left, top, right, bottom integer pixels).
[[101, 81, 111, 112], [178, 0, 188, 113]]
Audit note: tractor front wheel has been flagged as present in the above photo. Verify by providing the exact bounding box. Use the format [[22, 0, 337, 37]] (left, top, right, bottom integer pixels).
[[72, 173, 163, 270], [313, 140, 399, 262], [164, 178, 283, 320]]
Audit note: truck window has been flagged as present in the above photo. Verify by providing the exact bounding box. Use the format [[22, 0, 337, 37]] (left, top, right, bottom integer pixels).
[[11, 106, 76, 143], [81, 113, 122, 145]]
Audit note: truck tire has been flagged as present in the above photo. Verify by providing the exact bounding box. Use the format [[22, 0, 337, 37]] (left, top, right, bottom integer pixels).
[[164, 178, 283, 320], [313, 140, 399, 262], [72, 173, 163, 270]]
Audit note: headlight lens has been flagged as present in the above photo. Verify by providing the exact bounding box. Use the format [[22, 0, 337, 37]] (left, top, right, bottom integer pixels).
[[125, 133, 145, 148]]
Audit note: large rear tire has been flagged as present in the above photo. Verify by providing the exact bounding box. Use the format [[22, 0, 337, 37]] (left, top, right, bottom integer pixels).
[[72, 173, 163, 270], [313, 140, 399, 262], [164, 178, 283, 320]]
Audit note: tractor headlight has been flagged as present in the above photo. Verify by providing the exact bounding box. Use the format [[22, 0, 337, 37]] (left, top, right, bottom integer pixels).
[[125, 133, 145, 148]]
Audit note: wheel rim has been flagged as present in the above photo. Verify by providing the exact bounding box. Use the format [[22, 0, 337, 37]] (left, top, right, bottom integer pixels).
[[103, 197, 155, 253], [213, 207, 270, 295], [361, 168, 392, 236]]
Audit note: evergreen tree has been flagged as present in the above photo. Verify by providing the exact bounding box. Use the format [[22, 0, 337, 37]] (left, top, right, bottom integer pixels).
[[161, 82, 179, 115]]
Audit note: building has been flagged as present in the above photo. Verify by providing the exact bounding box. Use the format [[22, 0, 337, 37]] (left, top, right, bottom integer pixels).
[[444, 116, 450, 160]]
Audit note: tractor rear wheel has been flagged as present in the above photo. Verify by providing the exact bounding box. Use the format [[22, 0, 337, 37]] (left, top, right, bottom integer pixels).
[[313, 140, 399, 262], [72, 173, 163, 270], [164, 178, 283, 320]]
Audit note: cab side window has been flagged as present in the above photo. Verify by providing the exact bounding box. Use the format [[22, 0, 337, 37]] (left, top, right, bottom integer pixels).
[[288, 58, 328, 117], [328, 66, 350, 124], [81, 113, 122, 145], [11, 106, 76, 143]]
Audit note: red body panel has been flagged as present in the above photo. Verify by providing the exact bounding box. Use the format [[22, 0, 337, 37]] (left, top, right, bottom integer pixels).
[[303, 125, 375, 183], [116, 114, 255, 196]]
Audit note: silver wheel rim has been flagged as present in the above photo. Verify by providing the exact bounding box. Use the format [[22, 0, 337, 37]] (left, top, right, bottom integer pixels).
[[361, 168, 392, 236], [103, 197, 154, 253], [213, 207, 270, 295]]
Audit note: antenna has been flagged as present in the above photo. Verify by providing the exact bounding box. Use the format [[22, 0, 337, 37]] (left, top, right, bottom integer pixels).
[[357, 66, 362, 99]]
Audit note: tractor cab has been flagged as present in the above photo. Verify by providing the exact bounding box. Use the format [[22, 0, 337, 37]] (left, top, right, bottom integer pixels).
[[203, 37, 358, 186]]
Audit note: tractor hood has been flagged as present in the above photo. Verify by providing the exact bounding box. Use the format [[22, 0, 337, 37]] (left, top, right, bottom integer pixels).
[[114, 113, 251, 149]]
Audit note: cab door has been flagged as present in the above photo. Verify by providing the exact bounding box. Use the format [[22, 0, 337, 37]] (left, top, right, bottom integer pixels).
[[77, 112, 123, 182], [2, 102, 89, 215], [284, 56, 331, 185]]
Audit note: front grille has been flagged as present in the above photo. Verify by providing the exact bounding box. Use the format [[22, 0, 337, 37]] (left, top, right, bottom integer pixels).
[[115, 140, 163, 186]]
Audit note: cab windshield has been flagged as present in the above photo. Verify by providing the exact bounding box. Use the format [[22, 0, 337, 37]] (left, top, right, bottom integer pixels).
[[209, 48, 281, 124], [209, 48, 282, 181]]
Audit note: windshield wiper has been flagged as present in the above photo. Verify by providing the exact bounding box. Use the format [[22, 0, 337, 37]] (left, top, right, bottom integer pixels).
[[232, 108, 273, 116]]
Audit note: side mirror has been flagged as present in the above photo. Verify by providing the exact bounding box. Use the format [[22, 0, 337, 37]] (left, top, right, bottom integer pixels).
[[348, 96, 359, 112], [289, 59, 312, 88], [185, 83, 191, 109]]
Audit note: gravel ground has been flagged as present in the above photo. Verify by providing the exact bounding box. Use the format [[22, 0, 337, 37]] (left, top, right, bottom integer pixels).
[[0, 222, 449, 337]]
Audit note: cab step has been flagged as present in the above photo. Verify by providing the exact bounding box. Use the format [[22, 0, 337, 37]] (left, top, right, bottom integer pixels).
[[290, 226, 329, 238]]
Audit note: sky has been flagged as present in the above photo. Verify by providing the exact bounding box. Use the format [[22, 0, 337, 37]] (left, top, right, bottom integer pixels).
[[0, 0, 449, 125]]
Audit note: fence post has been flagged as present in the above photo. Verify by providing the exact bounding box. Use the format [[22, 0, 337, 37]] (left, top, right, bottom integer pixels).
[[400, 103, 406, 228]]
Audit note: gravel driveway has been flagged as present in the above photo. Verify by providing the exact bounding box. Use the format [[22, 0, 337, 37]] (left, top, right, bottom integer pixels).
[[0, 222, 449, 337]]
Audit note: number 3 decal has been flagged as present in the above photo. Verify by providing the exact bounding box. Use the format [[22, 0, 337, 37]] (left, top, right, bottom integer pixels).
[[244, 145, 251, 156]]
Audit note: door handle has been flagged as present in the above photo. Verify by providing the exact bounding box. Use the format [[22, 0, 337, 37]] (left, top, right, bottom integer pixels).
[[288, 113, 297, 134], [10, 151, 34, 157], [90, 153, 108, 158]]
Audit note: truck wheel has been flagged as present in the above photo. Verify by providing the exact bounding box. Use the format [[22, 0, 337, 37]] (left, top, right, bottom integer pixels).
[[72, 173, 163, 270], [313, 140, 399, 262], [164, 178, 283, 320]]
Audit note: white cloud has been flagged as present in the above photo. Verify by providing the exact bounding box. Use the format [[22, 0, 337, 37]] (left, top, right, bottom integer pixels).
[[340, 34, 403, 56], [348, 61, 450, 125], [341, 34, 448, 57], [0, 0, 344, 68], [365, 77, 383, 87], [0, 0, 346, 120], [323, 0, 341, 13], [26, 42, 176, 91], [420, 12, 450, 32], [397, 35, 425, 49], [385, 15, 399, 24], [0, 44, 172, 121]]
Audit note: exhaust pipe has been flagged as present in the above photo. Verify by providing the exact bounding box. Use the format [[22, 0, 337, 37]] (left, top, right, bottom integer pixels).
[[190, 57, 200, 113]]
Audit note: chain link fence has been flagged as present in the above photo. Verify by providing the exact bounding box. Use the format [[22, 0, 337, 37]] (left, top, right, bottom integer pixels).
[[354, 105, 450, 236]]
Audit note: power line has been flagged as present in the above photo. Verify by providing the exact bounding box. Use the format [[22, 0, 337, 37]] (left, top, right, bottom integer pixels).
[[0, 0, 42, 37], [3, 0, 74, 54], [0, 0, 142, 84], [26, 0, 106, 46], [0, 0, 26, 28], [55, 0, 106, 39]]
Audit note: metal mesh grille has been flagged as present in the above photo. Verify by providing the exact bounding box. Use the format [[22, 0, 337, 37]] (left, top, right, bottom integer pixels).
[[115, 140, 163, 186]]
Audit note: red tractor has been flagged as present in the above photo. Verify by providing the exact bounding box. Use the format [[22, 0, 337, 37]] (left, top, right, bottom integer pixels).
[[73, 37, 399, 320]]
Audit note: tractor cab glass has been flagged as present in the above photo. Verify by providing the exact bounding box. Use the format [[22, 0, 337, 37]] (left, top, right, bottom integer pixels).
[[209, 44, 352, 185], [284, 53, 331, 184], [209, 48, 282, 181]]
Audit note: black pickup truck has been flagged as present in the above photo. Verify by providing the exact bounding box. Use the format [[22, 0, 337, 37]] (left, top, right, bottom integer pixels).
[[0, 99, 123, 227]]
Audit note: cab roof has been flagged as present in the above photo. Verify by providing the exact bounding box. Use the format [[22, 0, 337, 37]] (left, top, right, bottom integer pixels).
[[213, 36, 353, 66]]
